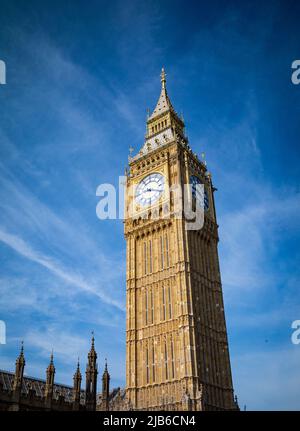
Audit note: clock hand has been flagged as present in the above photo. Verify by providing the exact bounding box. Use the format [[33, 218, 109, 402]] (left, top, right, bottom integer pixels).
[[146, 188, 162, 192]]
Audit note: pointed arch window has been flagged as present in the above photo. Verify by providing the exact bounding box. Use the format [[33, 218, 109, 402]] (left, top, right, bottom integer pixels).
[[168, 285, 172, 319], [165, 234, 170, 267], [149, 240, 153, 273], [150, 289, 154, 324], [160, 236, 164, 269], [164, 341, 168, 380], [145, 289, 148, 325], [146, 345, 149, 384], [162, 285, 166, 321], [171, 339, 175, 379], [143, 242, 147, 275], [152, 345, 156, 383]]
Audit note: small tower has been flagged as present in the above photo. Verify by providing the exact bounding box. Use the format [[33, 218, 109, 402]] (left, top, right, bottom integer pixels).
[[12, 341, 25, 393], [44, 351, 55, 402], [73, 358, 82, 410], [85, 333, 98, 411], [101, 359, 110, 411]]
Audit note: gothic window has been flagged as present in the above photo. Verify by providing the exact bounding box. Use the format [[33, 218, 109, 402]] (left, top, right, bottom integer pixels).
[[164, 341, 168, 380], [152, 345, 155, 383], [145, 290, 148, 325], [149, 240, 152, 273], [146, 345, 149, 384], [162, 285, 166, 321], [160, 236, 164, 269], [143, 242, 147, 275], [168, 284, 172, 319], [165, 234, 170, 267], [171, 339, 175, 379], [150, 289, 154, 324]]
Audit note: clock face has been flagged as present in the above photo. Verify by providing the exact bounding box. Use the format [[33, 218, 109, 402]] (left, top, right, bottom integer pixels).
[[135, 173, 165, 207], [190, 175, 209, 210]]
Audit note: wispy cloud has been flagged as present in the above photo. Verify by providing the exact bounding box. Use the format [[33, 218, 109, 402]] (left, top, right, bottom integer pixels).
[[0, 228, 124, 311]]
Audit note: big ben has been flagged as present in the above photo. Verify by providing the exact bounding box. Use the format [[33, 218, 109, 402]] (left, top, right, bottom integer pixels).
[[124, 69, 237, 411]]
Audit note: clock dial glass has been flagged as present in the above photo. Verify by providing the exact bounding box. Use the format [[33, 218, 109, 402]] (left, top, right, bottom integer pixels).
[[190, 175, 209, 210], [135, 173, 165, 207]]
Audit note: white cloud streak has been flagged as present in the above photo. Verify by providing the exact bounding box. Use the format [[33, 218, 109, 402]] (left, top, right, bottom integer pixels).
[[0, 228, 125, 312]]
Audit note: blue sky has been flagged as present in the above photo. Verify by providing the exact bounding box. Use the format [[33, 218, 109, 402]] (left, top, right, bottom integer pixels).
[[0, 0, 300, 410]]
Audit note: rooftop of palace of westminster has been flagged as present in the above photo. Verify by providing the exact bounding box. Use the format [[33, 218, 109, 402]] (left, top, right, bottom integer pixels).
[[0, 337, 129, 411]]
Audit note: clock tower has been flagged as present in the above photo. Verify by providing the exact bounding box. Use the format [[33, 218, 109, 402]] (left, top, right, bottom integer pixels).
[[124, 69, 237, 411]]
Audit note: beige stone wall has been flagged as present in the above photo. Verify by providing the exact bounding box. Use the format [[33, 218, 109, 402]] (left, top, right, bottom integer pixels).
[[125, 141, 235, 411]]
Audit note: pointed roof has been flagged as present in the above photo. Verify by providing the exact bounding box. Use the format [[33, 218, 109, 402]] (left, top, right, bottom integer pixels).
[[87, 332, 97, 363], [47, 351, 55, 373], [102, 358, 110, 379], [148, 68, 176, 121], [74, 358, 82, 380], [16, 341, 25, 365]]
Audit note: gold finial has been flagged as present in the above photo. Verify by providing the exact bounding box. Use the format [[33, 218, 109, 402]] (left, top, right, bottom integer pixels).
[[161, 67, 166, 89]]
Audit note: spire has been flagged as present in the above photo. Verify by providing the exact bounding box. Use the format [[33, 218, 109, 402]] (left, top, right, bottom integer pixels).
[[18, 340, 25, 363], [85, 332, 98, 411], [13, 341, 25, 392], [74, 357, 81, 378], [132, 68, 186, 161], [88, 331, 97, 364], [148, 67, 177, 121], [73, 357, 82, 406], [102, 358, 110, 409], [45, 351, 55, 399]]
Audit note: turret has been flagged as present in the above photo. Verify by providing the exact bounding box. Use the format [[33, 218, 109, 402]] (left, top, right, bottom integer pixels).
[[12, 341, 25, 393], [44, 351, 55, 400], [85, 333, 98, 411], [101, 359, 110, 410], [73, 358, 82, 410]]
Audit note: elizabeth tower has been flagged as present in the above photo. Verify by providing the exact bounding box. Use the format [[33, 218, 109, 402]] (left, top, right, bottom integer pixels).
[[124, 69, 237, 411]]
